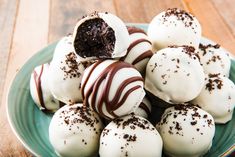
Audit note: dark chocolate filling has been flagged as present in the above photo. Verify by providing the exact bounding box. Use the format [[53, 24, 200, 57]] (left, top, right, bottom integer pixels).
[[74, 18, 115, 58]]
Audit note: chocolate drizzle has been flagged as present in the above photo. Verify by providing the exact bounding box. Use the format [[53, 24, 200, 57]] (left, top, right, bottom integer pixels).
[[73, 17, 115, 58], [138, 102, 151, 116], [81, 61, 144, 119], [33, 65, 47, 110], [120, 27, 153, 65]]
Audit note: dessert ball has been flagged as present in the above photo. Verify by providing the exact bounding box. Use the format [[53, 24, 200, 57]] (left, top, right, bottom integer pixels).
[[198, 42, 231, 77], [81, 60, 145, 120], [73, 12, 130, 60], [120, 26, 153, 74], [134, 97, 151, 119], [157, 104, 215, 157], [30, 63, 63, 112], [48, 36, 85, 104], [148, 8, 201, 52], [192, 74, 235, 123], [49, 103, 104, 157], [99, 114, 163, 157], [145, 46, 205, 104]]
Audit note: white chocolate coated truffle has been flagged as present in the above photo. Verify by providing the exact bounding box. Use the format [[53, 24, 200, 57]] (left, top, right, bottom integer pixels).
[[192, 74, 235, 123], [134, 97, 151, 119], [30, 63, 62, 112], [81, 60, 145, 120], [157, 105, 215, 157], [145, 46, 205, 104], [99, 114, 163, 157], [121, 26, 153, 74], [73, 12, 130, 60], [198, 42, 231, 77], [48, 36, 85, 104], [148, 8, 201, 52], [49, 103, 104, 157]]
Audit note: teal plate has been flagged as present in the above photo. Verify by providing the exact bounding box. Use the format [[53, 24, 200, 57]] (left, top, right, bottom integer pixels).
[[7, 24, 235, 157]]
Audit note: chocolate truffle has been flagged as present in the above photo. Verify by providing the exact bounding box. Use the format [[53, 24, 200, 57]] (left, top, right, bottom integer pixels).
[[198, 40, 231, 77], [157, 104, 215, 157], [148, 8, 201, 52], [49, 103, 104, 157], [99, 114, 163, 157], [30, 63, 63, 112], [48, 35, 85, 104], [145, 46, 205, 104], [73, 12, 130, 60], [81, 60, 145, 120], [120, 26, 153, 75], [192, 74, 235, 123]]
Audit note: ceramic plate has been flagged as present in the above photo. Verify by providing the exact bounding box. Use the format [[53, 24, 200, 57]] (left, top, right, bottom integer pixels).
[[7, 24, 235, 157]]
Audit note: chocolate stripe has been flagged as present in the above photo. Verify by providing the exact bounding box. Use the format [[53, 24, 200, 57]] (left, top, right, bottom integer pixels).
[[139, 102, 151, 116], [132, 50, 153, 65], [33, 65, 46, 109], [128, 27, 147, 35]]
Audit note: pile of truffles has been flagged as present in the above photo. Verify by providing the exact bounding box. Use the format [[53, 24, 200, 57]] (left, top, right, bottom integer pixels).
[[30, 9, 235, 157]]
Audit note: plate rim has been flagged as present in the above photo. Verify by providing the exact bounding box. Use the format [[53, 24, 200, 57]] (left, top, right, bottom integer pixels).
[[6, 24, 235, 157]]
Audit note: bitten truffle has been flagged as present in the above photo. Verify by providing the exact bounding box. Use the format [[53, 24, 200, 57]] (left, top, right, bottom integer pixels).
[[148, 8, 201, 52], [192, 73, 235, 123], [73, 12, 130, 60], [157, 104, 215, 157], [99, 114, 163, 157], [49, 103, 104, 157], [81, 60, 145, 120]]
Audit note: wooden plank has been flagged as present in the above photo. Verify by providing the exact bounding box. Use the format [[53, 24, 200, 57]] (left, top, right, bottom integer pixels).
[[113, 0, 184, 23], [181, 0, 235, 54], [212, 0, 235, 37], [0, 0, 19, 105], [49, 0, 116, 43], [0, 0, 50, 156]]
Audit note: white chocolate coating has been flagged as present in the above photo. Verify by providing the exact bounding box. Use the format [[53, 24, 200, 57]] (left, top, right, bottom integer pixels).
[[198, 42, 231, 77], [73, 12, 130, 60], [81, 60, 145, 120], [148, 8, 201, 52], [30, 63, 61, 112], [157, 105, 215, 157], [121, 27, 153, 75], [49, 103, 104, 157], [48, 36, 85, 104], [99, 114, 163, 157], [145, 46, 205, 104], [134, 97, 151, 119], [192, 74, 235, 123]]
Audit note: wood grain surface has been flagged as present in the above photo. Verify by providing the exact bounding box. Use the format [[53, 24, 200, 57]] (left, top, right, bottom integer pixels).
[[0, 0, 235, 156]]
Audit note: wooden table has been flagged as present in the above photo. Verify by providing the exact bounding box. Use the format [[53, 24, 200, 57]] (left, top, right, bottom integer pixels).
[[0, 0, 235, 156]]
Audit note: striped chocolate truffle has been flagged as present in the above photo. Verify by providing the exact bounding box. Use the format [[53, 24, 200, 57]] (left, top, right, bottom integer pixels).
[[81, 60, 145, 120], [30, 63, 64, 112], [121, 26, 153, 75]]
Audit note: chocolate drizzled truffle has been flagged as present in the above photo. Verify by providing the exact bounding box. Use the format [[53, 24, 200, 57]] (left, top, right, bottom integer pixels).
[[147, 8, 201, 52], [48, 36, 86, 104], [49, 103, 104, 157], [81, 60, 145, 120], [134, 96, 151, 119], [192, 74, 235, 123], [73, 12, 130, 60], [30, 63, 63, 112], [99, 114, 163, 157], [157, 104, 215, 157], [198, 40, 231, 77], [120, 26, 153, 75], [145, 46, 205, 104]]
